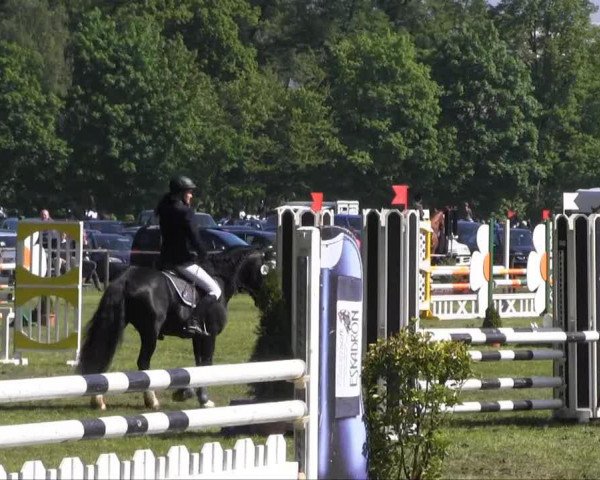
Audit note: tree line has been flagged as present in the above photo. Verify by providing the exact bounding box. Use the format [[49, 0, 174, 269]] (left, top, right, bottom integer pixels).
[[0, 0, 599, 220]]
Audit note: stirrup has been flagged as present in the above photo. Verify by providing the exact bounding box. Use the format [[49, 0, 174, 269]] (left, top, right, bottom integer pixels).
[[185, 319, 210, 336]]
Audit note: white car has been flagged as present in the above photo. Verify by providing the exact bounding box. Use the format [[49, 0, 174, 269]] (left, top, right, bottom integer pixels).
[[447, 236, 471, 265]]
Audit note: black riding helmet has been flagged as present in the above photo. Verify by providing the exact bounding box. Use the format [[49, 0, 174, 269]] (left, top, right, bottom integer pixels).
[[169, 175, 197, 194]]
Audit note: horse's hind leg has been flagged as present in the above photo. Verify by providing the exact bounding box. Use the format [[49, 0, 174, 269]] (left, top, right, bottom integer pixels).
[[194, 334, 216, 408], [138, 332, 160, 410]]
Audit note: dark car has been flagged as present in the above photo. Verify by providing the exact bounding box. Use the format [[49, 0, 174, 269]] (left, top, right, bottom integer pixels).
[[218, 225, 276, 249], [0, 230, 16, 248], [262, 212, 278, 232], [0, 217, 18, 231], [86, 232, 133, 281], [130, 225, 249, 268], [83, 220, 125, 234], [495, 227, 535, 267], [138, 210, 217, 228], [121, 225, 141, 240]]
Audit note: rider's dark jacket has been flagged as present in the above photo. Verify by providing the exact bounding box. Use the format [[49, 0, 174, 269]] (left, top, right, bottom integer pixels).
[[156, 194, 207, 268]]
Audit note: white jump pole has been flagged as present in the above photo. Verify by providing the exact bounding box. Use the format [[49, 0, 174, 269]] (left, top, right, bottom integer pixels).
[[0, 360, 306, 404]]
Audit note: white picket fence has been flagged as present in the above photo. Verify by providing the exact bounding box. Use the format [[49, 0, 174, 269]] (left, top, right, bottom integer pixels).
[[0, 435, 296, 480]]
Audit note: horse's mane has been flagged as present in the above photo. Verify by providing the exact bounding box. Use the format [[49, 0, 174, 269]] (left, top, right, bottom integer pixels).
[[204, 245, 260, 291]]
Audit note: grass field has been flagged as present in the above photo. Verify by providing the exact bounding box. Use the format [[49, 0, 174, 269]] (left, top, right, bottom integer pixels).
[[2, 294, 600, 478]]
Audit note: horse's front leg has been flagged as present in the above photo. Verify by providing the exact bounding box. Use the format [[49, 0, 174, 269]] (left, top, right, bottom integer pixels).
[[194, 334, 216, 407], [172, 334, 215, 405], [138, 330, 159, 410]]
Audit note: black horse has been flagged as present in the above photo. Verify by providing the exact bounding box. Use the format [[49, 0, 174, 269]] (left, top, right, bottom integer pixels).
[[77, 245, 269, 410]]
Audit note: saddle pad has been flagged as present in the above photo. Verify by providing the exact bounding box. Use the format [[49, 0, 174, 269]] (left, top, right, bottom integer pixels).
[[162, 271, 198, 308]]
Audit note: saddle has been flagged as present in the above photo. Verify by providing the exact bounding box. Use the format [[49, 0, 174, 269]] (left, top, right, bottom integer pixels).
[[161, 271, 199, 308]]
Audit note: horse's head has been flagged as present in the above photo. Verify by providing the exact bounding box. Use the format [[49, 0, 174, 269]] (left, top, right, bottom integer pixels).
[[207, 245, 272, 302], [237, 247, 275, 299]]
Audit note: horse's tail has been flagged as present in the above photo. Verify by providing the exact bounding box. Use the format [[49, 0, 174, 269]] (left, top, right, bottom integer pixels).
[[77, 272, 128, 375]]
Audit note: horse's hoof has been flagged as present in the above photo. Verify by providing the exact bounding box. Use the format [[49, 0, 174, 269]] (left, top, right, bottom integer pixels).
[[172, 388, 195, 402], [200, 399, 215, 408], [90, 395, 106, 410], [144, 391, 160, 410]]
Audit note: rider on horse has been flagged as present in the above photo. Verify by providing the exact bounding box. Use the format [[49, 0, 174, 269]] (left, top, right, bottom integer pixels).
[[155, 175, 221, 335]]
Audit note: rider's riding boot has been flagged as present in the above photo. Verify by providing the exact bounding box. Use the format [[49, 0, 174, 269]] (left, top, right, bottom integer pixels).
[[184, 295, 219, 335]]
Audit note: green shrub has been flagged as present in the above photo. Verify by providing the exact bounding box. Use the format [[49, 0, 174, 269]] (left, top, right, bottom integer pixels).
[[248, 270, 293, 400], [363, 327, 472, 480], [482, 305, 502, 328]]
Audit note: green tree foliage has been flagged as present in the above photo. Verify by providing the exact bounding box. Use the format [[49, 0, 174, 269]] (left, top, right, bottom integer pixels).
[[63, 9, 227, 214], [0, 0, 71, 96], [428, 20, 539, 215], [215, 68, 343, 213], [0, 41, 68, 213], [115, 0, 260, 82], [327, 30, 446, 206], [1, 0, 599, 218], [494, 0, 597, 213]]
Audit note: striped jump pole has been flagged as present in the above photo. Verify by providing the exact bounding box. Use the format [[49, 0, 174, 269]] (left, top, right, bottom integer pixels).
[[469, 349, 564, 362], [424, 328, 600, 345], [419, 376, 562, 391], [0, 400, 307, 448], [0, 360, 306, 404], [445, 399, 563, 414]]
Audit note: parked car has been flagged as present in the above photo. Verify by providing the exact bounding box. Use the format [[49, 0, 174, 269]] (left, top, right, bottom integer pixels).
[[86, 232, 133, 281], [83, 220, 124, 234], [137, 210, 218, 229], [121, 225, 141, 240], [0, 230, 16, 248], [262, 212, 278, 232], [218, 225, 276, 249], [130, 225, 250, 268], [137, 209, 155, 226], [456, 221, 534, 266], [0, 217, 18, 231], [0, 230, 16, 282], [495, 227, 535, 267]]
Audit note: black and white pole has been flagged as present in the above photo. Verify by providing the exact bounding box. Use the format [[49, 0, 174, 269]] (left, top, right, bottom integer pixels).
[[0, 360, 306, 404], [0, 401, 307, 448]]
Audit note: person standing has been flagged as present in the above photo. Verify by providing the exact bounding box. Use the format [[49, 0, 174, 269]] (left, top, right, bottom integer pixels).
[[462, 201, 474, 222], [155, 175, 221, 335]]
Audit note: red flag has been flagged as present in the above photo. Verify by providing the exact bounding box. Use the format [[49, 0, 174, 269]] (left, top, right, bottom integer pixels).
[[542, 209, 551, 220], [311, 192, 323, 212], [391, 185, 409, 207], [507, 209, 516, 219]]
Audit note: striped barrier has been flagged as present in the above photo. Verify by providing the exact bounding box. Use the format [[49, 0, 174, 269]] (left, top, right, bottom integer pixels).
[[468, 349, 564, 362], [420, 376, 563, 391], [0, 360, 305, 404], [0, 401, 306, 448], [446, 399, 563, 413], [423, 327, 599, 345]]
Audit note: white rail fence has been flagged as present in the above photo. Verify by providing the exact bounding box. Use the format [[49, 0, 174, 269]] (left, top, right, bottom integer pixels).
[[0, 435, 296, 480]]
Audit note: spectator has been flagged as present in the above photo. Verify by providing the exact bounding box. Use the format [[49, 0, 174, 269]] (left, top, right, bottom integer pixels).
[[462, 202, 474, 222], [412, 193, 425, 220], [39, 209, 51, 221]]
